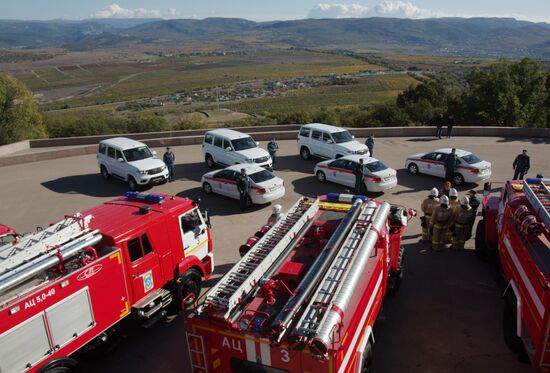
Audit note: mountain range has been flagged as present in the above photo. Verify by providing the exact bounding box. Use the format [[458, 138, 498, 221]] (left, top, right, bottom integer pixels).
[[1, 17, 549, 58]]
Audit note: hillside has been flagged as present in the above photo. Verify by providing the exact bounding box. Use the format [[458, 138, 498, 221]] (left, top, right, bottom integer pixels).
[[0, 17, 549, 58]]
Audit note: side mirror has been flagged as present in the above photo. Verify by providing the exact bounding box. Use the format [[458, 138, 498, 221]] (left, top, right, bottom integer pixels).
[[203, 209, 212, 229], [152, 150, 157, 155], [226, 146, 233, 151], [118, 158, 125, 162], [352, 135, 355, 139], [327, 139, 333, 144], [256, 141, 260, 146]]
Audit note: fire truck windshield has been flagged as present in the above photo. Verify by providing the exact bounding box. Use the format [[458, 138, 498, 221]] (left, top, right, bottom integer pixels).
[[123, 146, 153, 162]]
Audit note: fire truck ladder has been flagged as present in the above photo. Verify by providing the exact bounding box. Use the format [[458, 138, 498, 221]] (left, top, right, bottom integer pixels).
[[0, 214, 93, 276], [204, 197, 320, 320], [291, 200, 378, 339], [523, 178, 550, 229]]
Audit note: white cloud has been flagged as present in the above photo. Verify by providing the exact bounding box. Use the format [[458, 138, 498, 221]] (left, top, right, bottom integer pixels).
[[309, 3, 370, 19], [94, 3, 161, 19], [309, 1, 443, 19]]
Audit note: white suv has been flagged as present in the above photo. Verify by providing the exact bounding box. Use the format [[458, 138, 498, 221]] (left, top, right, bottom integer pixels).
[[202, 129, 272, 170], [297, 123, 369, 160], [97, 137, 169, 191]]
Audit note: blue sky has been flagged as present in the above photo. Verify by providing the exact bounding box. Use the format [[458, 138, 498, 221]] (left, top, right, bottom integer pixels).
[[1, 1, 549, 22]]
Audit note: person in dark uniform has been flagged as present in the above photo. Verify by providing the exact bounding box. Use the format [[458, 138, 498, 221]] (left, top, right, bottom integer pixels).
[[236, 168, 251, 211], [163, 147, 176, 182], [446, 115, 454, 138], [513, 150, 530, 180], [444, 148, 459, 183], [436, 113, 444, 139], [355, 158, 365, 195], [467, 189, 480, 239], [365, 134, 374, 157], [267, 138, 279, 170]]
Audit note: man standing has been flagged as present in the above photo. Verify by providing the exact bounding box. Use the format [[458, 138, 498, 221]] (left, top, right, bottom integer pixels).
[[355, 158, 365, 195], [236, 168, 251, 211], [420, 188, 440, 243], [446, 115, 454, 138], [163, 147, 175, 182], [365, 134, 374, 157], [436, 113, 444, 139], [267, 138, 279, 170], [452, 196, 472, 250], [444, 148, 459, 183], [513, 150, 530, 180], [430, 195, 454, 251], [467, 190, 480, 238]]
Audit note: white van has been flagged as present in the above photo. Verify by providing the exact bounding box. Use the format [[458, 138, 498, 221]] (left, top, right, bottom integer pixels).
[[297, 123, 369, 160], [202, 129, 272, 170], [97, 137, 169, 191]]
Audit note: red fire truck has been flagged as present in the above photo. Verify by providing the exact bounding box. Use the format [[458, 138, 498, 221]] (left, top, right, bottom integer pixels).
[[476, 178, 550, 371], [0, 192, 214, 373], [0, 224, 20, 245], [185, 193, 414, 373]]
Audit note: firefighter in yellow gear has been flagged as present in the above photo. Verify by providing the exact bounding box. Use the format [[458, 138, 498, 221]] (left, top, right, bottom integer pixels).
[[452, 196, 472, 250], [446, 188, 460, 243], [430, 195, 454, 251], [420, 188, 440, 242]]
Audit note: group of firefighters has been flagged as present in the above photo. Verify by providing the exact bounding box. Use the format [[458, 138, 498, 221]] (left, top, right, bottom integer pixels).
[[420, 181, 480, 251]]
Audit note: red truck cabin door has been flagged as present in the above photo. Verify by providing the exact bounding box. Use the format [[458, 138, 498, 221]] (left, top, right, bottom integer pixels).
[[178, 208, 209, 260], [125, 233, 163, 302]]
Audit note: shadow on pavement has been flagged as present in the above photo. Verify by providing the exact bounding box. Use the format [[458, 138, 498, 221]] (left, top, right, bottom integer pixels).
[[496, 137, 550, 144], [173, 161, 210, 183], [275, 154, 317, 174], [393, 169, 478, 194], [406, 137, 442, 142], [41, 173, 130, 197], [176, 187, 266, 217]]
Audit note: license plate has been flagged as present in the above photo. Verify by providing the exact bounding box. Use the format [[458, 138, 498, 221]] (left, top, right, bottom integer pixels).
[[152, 177, 165, 183], [384, 176, 394, 182], [269, 185, 280, 192]]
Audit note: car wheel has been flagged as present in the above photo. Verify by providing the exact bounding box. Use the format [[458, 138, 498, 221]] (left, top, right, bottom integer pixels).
[[453, 173, 465, 186], [128, 177, 138, 191], [408, 163, 419, 175], [203, 182, 213, 195], [316, 170, 326, 183], [205, 154, 215, 169], [300, 147, 311, 160], [100, 165, 110, 180]]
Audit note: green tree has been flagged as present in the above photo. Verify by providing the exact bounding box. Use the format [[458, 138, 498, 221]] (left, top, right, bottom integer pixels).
[[396, 79, 449, 124], [0, 74, 46, 144]]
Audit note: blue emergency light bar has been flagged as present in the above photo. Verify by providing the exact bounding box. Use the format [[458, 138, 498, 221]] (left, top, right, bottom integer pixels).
[[125, 191, 165, 204], [326, 193, 368, 203]]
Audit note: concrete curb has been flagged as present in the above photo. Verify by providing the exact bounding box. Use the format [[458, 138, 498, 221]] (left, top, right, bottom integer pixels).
[[1, 125, 548, 168]]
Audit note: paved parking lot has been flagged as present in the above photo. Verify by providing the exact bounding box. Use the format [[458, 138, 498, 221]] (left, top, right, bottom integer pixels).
[[1, 136, 547, 372]]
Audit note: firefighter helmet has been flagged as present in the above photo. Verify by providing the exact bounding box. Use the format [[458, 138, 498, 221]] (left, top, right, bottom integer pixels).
[[430, 188, 439, 197], [272, 204, 282, 214], [461, 196, 470, 206], [440, 195, 449, 205], [449, 188, 458, 198]]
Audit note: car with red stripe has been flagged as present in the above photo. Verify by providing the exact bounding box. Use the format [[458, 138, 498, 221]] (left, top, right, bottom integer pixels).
[[314, 155, 397, 193], [405, 148, 491, 185], [201, 164, 285, 207]]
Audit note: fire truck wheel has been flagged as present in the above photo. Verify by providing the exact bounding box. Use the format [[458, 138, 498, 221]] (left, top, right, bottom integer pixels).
[[100, 165, 110, 180], [178, 269, 202, 308], [388, 247, 405, 296], [361, 339, 374, 373], [503, 296, 525, 356], [407, 163, 419, 175], [37, 357, 78, 373], [128, 176, 138, 191], [77, 328, 121, 357], [474, 220, 488, 261]]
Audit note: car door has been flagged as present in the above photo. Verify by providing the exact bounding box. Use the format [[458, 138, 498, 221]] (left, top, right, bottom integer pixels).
[[321, 132, 335, 158], [213, 169, 238, 199], [310, 130, 323, 157], [432, 153, 447, 178], [419, 152, 438, 175], [179, 208, 209, 262], [223, 138, 239, 165], [126, 233, 163, 303], [343, 160, 360, 187], [212, 135, 225, 165], [326, 159, 351, 186], [107, 146, 124, 178]]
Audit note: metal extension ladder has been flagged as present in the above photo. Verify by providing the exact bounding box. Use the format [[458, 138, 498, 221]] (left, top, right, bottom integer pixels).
[[204, 197, 320, 320], [292, 201, 378, 338], [0, 214, 93, 276], [523, 179, 550, 229]]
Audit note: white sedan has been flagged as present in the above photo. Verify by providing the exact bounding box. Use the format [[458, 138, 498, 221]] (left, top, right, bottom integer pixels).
[[405, 148, 491, 185], [202, 164, 285, 207], [314, 155, 397, 193]]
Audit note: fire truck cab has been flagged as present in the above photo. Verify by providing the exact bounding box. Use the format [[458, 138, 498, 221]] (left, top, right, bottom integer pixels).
[[185, 193, 413, 373], [0, 192, 214, 373], [477, 178, 550, 370], [0, 224, 20, 245]]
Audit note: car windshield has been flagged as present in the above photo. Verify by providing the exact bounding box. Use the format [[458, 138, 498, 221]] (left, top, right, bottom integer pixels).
[[231, 137, 257, 151], [249, 170, 275, 183], [365, 161, 388, 173], [461, 154, 482, 164], [331, 131, 354, 144], [123, 146, 153, 162]]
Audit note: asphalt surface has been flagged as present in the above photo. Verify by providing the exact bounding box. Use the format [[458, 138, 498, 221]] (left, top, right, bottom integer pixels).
[[1, 136, 548, 373]]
